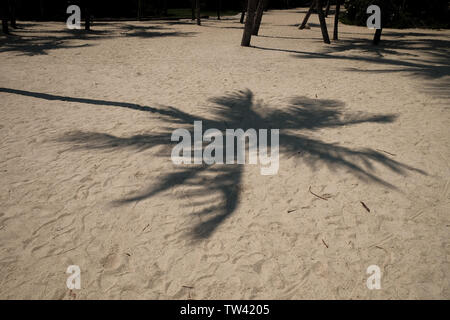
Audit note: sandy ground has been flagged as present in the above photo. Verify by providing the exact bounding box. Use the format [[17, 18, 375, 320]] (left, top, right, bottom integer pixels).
[[0, 8, 449, 299]]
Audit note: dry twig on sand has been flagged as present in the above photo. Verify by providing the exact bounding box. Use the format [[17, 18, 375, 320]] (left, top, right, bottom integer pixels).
[[376, 149, 396, 156], [360, 201, 371, 212], [309, 186, 328, 201]]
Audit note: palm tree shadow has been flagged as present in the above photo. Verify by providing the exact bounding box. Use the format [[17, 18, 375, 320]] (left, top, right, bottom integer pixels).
[[253, 33, 450, 99], [0, 23, 197, 56], [0, 86, 426, 238], [54, 89, 425, 239]]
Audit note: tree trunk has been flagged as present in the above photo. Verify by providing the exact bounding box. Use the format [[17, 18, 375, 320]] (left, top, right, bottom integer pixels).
[[2, 19, 8, 34], [373, 3, 384, 45], [316, 0, 330, 43], [333, 0, 340, 40], [240, 0, 247, 24], [2, 0, 9, 34], [373, 28, 382, 45], [138, 0, 143, 20], [163, 0, 168, 16], [217, 0, 221, 20], [191, 0, 195, 20], [253, 0, 267, 36], [299, 0, 316, 29], [195, 0, 200, 25], [39, 0, 44, 19], [324, 0, 330, 17], [84, 5, 90, 30], [9, 0, 16, 29], [241, 0, 258, 47]]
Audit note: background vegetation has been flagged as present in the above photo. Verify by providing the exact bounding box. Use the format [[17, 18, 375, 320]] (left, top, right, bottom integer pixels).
[[342, 0, 450, 28]]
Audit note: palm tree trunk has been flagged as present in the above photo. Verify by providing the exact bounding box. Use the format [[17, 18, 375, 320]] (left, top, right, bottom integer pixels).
[[9, 0, 16, 29], [373, 28, 382, 45], [324, 0, 331, 17], [373, 3, 384, 45], [191, 0, 195, 20], [217, 0, 221, 20], [333, 0, 341, 40], [84, 4, 90, 30], [39, 0, 44, 19], [138, 0, 143, 20], [2, 0, 9, 34], [299, 0, 316, 29], [162, 0, 167, 16], [253, 0, 268, 36], [240, 0, 247, 24], [241, 0, 258, 47], [195, 0, 201, 25], [1, 16, 8, 34], [316, 0, 330, 43]]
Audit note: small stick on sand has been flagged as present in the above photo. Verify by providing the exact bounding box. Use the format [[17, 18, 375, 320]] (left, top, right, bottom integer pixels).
[[142, 224, 150, 232], [376, 149, 396, 156], [360, 201, 371, 212], [309, 186, 328, 201], [322, 239, 329, 248], [287, 209, 297, 213]]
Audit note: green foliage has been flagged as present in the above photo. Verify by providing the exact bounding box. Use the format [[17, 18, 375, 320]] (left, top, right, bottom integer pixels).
[[342, 0, 450, 29]]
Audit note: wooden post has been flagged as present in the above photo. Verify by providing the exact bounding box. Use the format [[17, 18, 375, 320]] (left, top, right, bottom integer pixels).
[[333, 0, 341, 40], [299, 0, 316, 30], [316, 0, 330, 43], [241, 0, 258, 47]]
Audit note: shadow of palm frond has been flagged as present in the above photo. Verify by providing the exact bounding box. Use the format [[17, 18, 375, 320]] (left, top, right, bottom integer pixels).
[[0, 29, 111, 56], [118, 24, 197, 38], [0, 23, 197, 56], [0, 86, 425, 237], [254, 33, 450, 99], [53, 89, 425, 238]]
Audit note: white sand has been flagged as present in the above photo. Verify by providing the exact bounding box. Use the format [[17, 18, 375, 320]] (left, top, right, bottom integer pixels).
[[0, 8, 449, 299]]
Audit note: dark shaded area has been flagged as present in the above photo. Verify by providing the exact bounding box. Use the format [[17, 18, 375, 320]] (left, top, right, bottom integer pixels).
[[343, 0, 450, 29], [5, 0, 311, 21], [0, 23, 197, 55], [0, 87, 425, 238], [0, 28, 108, 55], [258, 34, 320, 41], [0, 36, 92, 56], [119, 23, 197, 38]]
